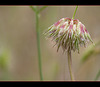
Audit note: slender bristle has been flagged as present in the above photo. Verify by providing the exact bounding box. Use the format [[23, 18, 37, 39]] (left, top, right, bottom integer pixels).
[[44, 17, 94, 53]]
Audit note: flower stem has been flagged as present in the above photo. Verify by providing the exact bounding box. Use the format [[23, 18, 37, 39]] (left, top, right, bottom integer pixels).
[[67, 49, 75, 81], [67, 5, 78, 81], [30, 6, 43, 81], [72, 5, 78, 19], [30, 6, 48, 81], [35, 12, 43, 81]]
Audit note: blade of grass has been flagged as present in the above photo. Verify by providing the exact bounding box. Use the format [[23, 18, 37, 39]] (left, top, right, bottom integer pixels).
[[94, 70, 100, 81], [81, 41, 100, 63]]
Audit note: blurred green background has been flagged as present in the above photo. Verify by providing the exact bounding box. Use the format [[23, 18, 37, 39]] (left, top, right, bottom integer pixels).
[[0, 6, 100, 81]]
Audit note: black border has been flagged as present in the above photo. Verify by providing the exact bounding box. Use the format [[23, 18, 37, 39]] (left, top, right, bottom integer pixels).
[[0, 0, 100, 5], [0, 81, 100, 86]]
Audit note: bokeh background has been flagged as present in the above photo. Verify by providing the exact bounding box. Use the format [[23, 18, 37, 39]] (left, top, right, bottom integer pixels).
[[0, 6, 100, 81]]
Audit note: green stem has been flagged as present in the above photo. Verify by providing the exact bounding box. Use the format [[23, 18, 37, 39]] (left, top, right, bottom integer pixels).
[[30, 6, 37, 12], [67, 50, 75, 81], [72, 5, 78, 19], [35, 12, 43, 81], [38, 6, 48, 12], [30, 6, 43, 81]]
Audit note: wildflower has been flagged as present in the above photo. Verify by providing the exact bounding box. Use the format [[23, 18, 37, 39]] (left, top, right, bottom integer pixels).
[[45, 17, 93, 53]]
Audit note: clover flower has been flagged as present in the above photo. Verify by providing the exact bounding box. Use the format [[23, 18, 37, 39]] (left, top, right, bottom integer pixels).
[[45, 17, 93, 53]]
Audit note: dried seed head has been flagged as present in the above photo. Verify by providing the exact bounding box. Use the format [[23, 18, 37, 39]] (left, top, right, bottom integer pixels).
[[45, 17, 93, 53]]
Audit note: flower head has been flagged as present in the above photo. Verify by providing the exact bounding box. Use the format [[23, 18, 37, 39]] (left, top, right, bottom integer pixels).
[[45, 17, 93, 53]]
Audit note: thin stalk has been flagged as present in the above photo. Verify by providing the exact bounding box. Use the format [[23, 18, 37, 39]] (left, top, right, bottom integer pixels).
[[30, 6, 43, 81], [67, 5, 78, 81], [35, 12, 43, 81], [72, 5, 78, 19], [67, 50, 75, 81]]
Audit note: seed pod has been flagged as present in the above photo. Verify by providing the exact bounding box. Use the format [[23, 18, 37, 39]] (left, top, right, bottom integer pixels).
[[45, 17, 94, 53]]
